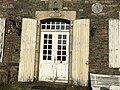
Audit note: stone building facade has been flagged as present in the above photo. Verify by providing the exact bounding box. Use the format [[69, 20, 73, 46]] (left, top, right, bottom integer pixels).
[[0, 0, 120, 89]]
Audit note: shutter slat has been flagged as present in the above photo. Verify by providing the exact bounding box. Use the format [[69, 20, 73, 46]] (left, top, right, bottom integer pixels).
[[0, 18, 5, 62]]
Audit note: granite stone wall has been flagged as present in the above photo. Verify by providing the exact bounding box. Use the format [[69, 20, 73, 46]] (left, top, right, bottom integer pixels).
[[0, 0, 120, 82]]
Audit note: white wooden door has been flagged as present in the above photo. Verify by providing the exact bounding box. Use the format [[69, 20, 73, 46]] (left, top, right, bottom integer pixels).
[[39, 32, 69, 82], [55, 32, 69, 81]]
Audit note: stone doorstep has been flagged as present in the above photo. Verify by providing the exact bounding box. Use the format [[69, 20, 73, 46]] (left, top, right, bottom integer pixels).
[[31, 81, 67, 90], [31, 86, 66, 90]]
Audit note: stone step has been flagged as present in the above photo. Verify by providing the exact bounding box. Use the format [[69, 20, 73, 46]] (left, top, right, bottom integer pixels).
[[31, 86, 66, 90], [31, 81, 67, 90]]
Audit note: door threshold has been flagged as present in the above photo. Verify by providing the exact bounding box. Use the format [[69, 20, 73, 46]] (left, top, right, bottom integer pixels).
[[38, 80, 68, 83]]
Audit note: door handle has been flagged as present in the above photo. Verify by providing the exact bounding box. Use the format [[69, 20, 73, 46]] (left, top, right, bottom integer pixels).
[[60, 61, 62, 63]]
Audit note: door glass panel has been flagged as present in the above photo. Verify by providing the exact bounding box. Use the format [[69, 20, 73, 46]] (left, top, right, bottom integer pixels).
[[62, 56, 66, 61], [63, 40, 66, 44], [51, 25, 55, 29], [58, 40, 61, 44], [44, 34, 48, 38], [56, 22, 60, 24], [43, 55, 47, 60], [44, 40, 47, 44], [57, 56, 61, 61], [43, 45, 47, 49], [62, 51, 66, 55], [66, 26, 70, 30], [42, 25, 45, 29], [48, 56, 51, 60], [57, 51, 61, 55], [43, 50, 47, 54], [47, 25, 50, 29], [61, 22, 65, 24], [56, 25, 60, 29], [48, 50, 52, 55], [49, 35, 52, 39], [63, 35, 66, 39], [61, 26, 64, 30], [48, 45, 52, 49], [63, 46, 66, 50], [58, 45, 61, 50], [48, 40, 52, 44], [58, 35, 62, 39], [52, 21, 55, 24]]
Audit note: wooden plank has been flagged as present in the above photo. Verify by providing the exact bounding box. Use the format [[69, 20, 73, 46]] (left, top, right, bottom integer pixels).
[[0, 18, 5, 62], [90, 73, 120, 89], [110, 86, 120, 90], [18, 18, 37, 82], [72, 19, 90, 86], [109, 19, 120, 68]]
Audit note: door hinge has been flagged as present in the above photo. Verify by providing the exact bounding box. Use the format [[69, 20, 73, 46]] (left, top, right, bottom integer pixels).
[[37, 20, 40, 26]]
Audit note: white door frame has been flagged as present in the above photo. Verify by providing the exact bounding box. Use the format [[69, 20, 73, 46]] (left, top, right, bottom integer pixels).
[[39, 31, 69, 82]]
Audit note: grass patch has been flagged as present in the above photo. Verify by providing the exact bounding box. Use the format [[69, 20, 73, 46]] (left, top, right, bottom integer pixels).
[[0, 81, 29, 90], [67, 85, 91, 90]]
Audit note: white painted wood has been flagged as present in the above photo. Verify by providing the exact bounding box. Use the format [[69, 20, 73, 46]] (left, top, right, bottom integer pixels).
[[90, 73, 120, 90], [41, 0, 71, 1], [92, 87, 100, 90], [18, 18, 37, 82], [119, 11, 120, 19], [41, 0, 48, 1], [110, 86, 120, 90], [109, 19, 120, 68], [72, 19, 90, 86], [39, 32, 53, 81], [55, 32, 69, 81], [39, 32, 69, 82], [0, 18, 5, 62]]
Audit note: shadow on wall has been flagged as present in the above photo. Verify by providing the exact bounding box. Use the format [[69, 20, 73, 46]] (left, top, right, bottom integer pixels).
[[88, 72, 92, 90], [100, 87, 109, 90]]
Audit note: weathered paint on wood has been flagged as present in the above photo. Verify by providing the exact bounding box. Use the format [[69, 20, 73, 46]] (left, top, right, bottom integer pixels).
[[0, 18, 5, 62], [109, 19, 120, 68], [90, 73, 120, 90], [18, 18, 37, 82], [34, 21, 41, 81], [72, 19, 90, 86], [119, 11, 120, 19], [110, 86, 120, 90]]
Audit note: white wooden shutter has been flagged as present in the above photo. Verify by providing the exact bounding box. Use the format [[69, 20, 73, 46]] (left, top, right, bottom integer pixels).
[[109, 19, 120, 68], [0, 18, 5, 62], [18, 18, 37, 82], [72, 19, 90, 86]]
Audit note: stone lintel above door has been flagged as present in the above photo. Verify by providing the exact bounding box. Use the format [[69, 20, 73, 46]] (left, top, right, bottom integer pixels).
[[35, 11, 76, 21]]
